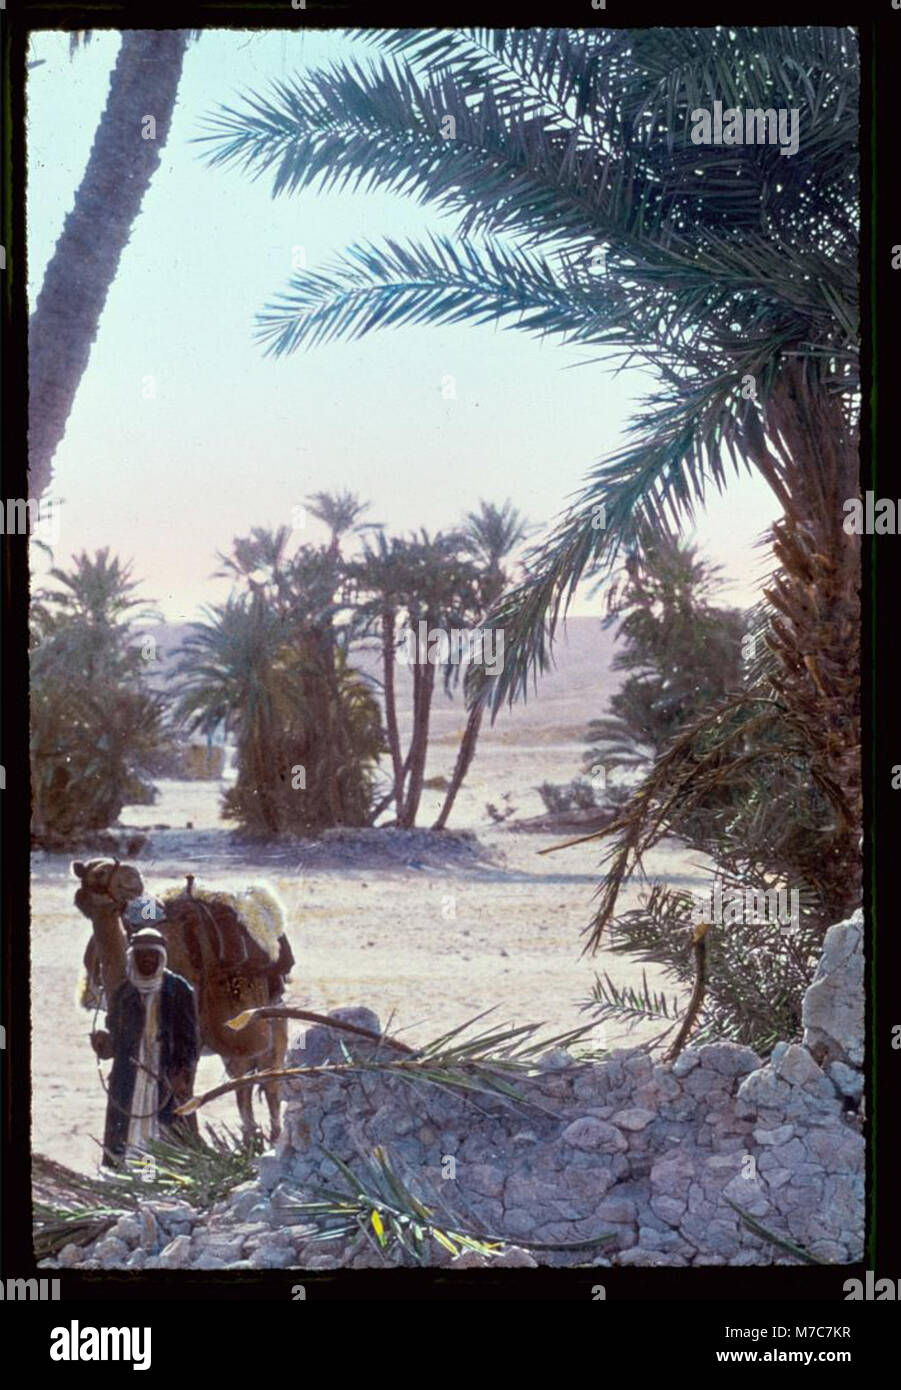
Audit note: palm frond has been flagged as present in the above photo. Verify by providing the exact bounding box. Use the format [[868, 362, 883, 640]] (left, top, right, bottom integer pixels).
[[585, 969, 682, 1027], [723, 1198, 825, 1265], [180, 1009, 602, 1120], [32, 1127, 260, 1261], [254, 234, 608, 356], [282, 1146, 504, 1265], [280, 1145, 616, 1265]]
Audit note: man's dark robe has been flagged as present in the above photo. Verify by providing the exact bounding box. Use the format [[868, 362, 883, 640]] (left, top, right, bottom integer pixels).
[[102, 970, 199, 1165]]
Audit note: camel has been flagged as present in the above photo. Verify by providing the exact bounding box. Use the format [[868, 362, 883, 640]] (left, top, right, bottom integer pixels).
[[72, 858, 289, 1142]]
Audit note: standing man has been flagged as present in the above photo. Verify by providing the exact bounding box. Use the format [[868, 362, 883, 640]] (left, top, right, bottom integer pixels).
[[91, 927, 199, 1168]]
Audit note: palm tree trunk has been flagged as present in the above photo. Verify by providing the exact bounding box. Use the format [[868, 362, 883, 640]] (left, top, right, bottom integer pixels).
[[29, 30, 188, 499], [433, 700, 484, 829], [381, 610, 406, 814], [314, 629, 345, 826], [401, 645, 435, 827], [251, 724, 280, 834], [758, 364, 861, 921], [30, 748, 47, 843]]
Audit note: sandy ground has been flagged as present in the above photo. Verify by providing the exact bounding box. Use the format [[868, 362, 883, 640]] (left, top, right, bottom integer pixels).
[[31, 735, 707, 1177]]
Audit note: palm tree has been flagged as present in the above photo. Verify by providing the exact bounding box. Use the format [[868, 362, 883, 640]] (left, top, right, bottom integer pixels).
[[463, 501, 530, 588], [35, 546, 156, 626], [346, 530, 482, 826], [178, 531, 384, 834], [177, 594, 292, 833], [29, 31, 197, 500], [345, 531, 409, 819], [584, 532, 746, 786], [202, 27, 860, 913], [398, 531, 482, 828], [31, 550, 164, 841], [305, 490, 375, 556], [433, 500, 528, 829]]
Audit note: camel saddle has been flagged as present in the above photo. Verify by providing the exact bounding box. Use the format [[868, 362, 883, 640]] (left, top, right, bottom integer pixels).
[[123, 876, 294, 1002]]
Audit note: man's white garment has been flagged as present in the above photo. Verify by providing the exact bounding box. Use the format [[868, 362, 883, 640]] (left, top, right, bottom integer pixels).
[[125, 948, 165, 1155]]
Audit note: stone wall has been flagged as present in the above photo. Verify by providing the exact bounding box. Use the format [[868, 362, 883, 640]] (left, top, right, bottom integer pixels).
[[52, 910, 864, 1271]]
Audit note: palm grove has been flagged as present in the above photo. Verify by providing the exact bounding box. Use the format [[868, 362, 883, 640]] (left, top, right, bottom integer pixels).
[[29, 28, 859, 1051], [30, 496, 527, 842]]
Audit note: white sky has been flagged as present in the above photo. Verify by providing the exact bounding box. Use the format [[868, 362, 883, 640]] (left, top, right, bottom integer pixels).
[[27, 28, 782, 623]]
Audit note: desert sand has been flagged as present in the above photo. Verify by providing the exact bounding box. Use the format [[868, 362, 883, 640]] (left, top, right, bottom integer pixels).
[[31, 621, 709, 1174], [31, 784, 704, 1177]]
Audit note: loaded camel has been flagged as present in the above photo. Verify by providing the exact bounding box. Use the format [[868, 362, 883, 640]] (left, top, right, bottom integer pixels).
[[73, 858, 292, 1142]]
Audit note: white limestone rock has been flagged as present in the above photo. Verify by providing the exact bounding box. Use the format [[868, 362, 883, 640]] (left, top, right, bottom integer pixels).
[[802, 911, 864, 1067]]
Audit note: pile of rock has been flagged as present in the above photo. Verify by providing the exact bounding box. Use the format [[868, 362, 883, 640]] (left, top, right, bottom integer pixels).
[[50, 910, 864, 1271]]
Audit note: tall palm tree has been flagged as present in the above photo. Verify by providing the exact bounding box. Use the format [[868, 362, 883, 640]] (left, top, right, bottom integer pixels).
[[29, 31, 196, 500], [305, 490, 375, 556], [463, 500, 530, 588], [345, 531, 410, 818], [346, 530, 482, 826], [203, 27, 860, 911], [397, 530, 482, 828], [433, 500, 528, 829]]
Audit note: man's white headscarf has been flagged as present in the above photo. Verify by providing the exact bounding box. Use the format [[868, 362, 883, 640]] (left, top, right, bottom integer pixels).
[[126, 930, 167, 995]]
